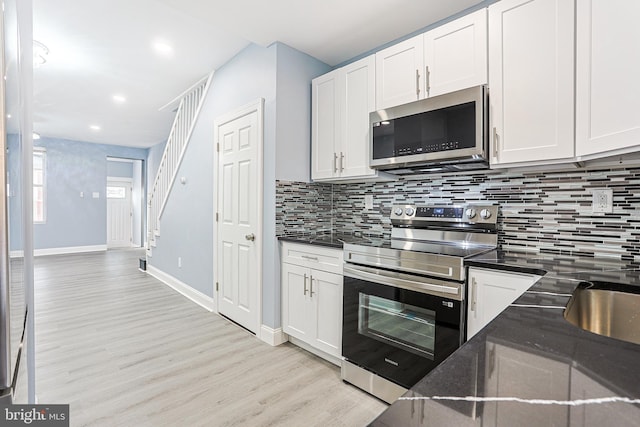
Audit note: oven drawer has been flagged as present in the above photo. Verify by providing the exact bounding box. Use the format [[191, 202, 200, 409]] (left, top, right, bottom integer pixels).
[[281, 241, 344, 275]]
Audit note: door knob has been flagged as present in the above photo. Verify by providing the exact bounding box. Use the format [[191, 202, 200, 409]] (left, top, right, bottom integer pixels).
[[245, 233, 255, 241]]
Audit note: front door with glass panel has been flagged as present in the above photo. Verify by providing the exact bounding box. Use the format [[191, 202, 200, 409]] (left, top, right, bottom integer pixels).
[[106, 179, 132, 248]]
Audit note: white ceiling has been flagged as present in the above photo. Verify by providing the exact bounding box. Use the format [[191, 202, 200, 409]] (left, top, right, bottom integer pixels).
[[29, 0, 483, 148]]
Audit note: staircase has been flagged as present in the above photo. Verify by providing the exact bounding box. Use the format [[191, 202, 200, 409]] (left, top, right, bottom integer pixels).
[[147, 73, 213, 255]]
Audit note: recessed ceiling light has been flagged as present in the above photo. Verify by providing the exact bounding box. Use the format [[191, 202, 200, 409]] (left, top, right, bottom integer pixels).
[[153, 40, 173, 56], [6, 114, 11, 119], [33, 132, 41, 140], [90, 125, 101, 131], [112, 94, 126, 103]]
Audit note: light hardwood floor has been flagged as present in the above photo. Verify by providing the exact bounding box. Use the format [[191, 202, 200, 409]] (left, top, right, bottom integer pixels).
[[33, 249, 387, 426]]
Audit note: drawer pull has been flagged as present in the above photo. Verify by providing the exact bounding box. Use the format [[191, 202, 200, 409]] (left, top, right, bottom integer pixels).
[[302, 255, 319, 261]]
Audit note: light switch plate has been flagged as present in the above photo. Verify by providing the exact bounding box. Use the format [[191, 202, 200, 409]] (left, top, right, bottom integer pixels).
[[92, 192, 100, 199], [592, 189, 613, 213]]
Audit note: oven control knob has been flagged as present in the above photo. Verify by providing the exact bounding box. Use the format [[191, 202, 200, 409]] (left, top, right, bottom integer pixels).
[[465, 208, 476, 219], [480, 209, 492, 219], [405, 207, 415, 216], [394, 207, 404, 216]]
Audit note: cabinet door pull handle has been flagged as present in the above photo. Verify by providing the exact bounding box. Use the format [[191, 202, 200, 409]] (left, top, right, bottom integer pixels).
[[425, 65, 430, 96], [471, 277, 477, 315], [415, 69, 420, 98], [340, 152, 345, 172], [310, 276, 315, 296], [303, 274, 308, 295], [333, 152, 338, 173], [493, 127, 499, 160]]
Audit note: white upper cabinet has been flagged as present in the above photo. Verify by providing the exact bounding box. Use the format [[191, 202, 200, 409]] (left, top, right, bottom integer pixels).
[[576, 1, 640, 158], [375, 35, 424, 110], [424, 9, 488, 98], [375, 11, 488, 111], [341, 57, 377, 178], [488, 0, 575, 166], [312, 55, 387, 182], [311, 70, 340, 181]]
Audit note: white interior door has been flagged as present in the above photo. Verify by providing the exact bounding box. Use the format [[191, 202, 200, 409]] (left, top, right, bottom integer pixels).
[[106, 179, 132, 248], [216, 100, 263, 333]]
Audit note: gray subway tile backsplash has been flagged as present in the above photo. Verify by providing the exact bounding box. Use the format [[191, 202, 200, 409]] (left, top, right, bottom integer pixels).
[[276, 166, 640, 260]]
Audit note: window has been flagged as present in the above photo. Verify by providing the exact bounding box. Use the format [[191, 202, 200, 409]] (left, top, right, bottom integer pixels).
[[33, 149, 46, 223], [106, 186, 126, 199]]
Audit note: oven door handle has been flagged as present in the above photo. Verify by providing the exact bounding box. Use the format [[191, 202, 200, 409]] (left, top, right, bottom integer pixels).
[[344, 264, 462, 301]]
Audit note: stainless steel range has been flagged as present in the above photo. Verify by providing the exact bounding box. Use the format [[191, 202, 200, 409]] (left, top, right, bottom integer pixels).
[[341, 204, 498, 403]]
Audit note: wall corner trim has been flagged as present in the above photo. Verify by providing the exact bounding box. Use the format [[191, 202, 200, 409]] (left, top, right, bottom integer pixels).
[[259, 325, 288, 347], [147, 264, 215, 312]]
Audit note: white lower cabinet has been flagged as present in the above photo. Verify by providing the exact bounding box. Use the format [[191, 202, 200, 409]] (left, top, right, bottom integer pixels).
[[569, 367, 640, 427], [484, 341, 570, 427], [281, 242, 343, 360], [467, 267, 541, 339]]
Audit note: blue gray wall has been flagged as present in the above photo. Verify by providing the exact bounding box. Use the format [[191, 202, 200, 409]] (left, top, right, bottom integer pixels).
[[147, 139, 167, 187], [107, 160, 134, 178], [149, 42, 330, 329], [8, 135, 147, 251]]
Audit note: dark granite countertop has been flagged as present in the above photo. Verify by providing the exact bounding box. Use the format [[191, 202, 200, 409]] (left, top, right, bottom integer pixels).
[[278, 232, 372, 249], [371, 251, 640, 427]]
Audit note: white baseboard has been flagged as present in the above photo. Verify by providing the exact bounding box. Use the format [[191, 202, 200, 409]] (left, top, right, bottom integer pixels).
[[10, 244, 107, 258], [146, 264, 215, 312], [259, 325, 288, 346]]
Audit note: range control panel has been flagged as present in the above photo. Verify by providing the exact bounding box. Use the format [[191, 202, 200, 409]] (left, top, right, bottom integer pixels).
[[391, 204, 499, 225]]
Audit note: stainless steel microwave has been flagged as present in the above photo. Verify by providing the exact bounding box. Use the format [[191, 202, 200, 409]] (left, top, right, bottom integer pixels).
[[369, 85, 488, 174]]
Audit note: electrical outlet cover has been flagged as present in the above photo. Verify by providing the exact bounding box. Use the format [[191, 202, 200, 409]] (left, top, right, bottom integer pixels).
[[592, 189, 613, 213], [364, 195, 374, 210]]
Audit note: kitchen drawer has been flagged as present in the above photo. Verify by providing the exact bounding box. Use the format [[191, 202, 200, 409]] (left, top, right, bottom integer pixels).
[[281, 241, 344, 275]]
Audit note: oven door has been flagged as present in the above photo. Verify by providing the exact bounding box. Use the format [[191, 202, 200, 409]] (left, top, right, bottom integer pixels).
[[342, 264, 463, 389]]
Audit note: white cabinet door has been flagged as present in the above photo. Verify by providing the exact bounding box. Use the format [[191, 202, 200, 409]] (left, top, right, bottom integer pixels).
[[311, 269, 343, 358], [570, 367, 640, 427], [576, 1, 640, 157], [311, 70, 340, 180], [375, 34, 424, 110], [488, 0, 575, 166], [280, 243, 344, 361], [424, 9, 487, 98], [484, 341, 570, 427], [312, 55, 386, 182], [282, 263, 314, 342], [467, 267, 541, 339], [341, 56, 377, 179]]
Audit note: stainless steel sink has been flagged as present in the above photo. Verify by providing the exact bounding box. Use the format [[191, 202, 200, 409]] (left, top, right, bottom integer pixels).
[[564, 281, 640, 345]]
